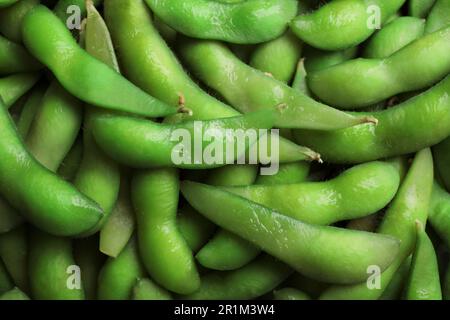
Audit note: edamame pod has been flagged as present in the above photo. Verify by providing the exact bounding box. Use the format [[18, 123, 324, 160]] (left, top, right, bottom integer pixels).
[[363, 17, 426, 59], [304, 46, 358, 73], [290, 0, 406, 50], [132, 278, 172, 300], [182, 255, 293, 300], [104, 0, 316, 163], [179, 38, 376, 130], [320, 149, 433, 300], [409, 0, 436, 18], [0, 73, 40, 109], [92, 110, 275, 169], [22, 5, 175, 118], [379, 256, 411, 300], [0, 287, 29, 300], [205, 165, 258, 187], [0, 226, 28, 292], [429, 182, 450, 248], [255, 161, 310, 185], [178, 206, 216, 253], [145, 0, 298, 44], [132, 168, 200, 295], [97, 237, 146, 300], [292, 59, 310, 96], [295, 76, 450, 164], [404, 222, 442, 300], [425, 0, 450, 34], [273, 288, 310, 300], [224, 161, 401, 225], [0, 35, 41, 75], [181, 181, 401, 284], [308, 26, 450, 108], [16, 83, 46, 138], [29, 229, 85, 300], [57, 138, 83, 181], [0, 0, 39, 42], [0, 98, 103, 236]]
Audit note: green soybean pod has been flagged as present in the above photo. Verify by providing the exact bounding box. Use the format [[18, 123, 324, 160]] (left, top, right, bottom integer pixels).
[[256, 162, 310, 185], [57, 138, 83, 181], [73, 0, 120, 234], [428, 182, 450, 248], [0, 287, 29, 300], [363, 17, 426, 59], [0, 35, 41, 75], [73, 236, 105, 300], [0, 0, 18, 8], [304, 46, 358, 73], [290, 0, 406, 51], [29, 229, 84, 300], [132, 278, 172, 300], [379, 256, 412, 300], [16, 83, 46, 138], [295, 76, 450, 164], [145, 0, 298, 44], [425, 0, 450, 34], [409, 0, 436, 18], [25, 81, 82, 172], [292, 59, 310, 96], [22, 5, 175, 118], [182, 181, 401, 284], [404, 222, 442, 300], [0, 226, 28, 292], [97, 237, 146, 300], [179, 38, 376, 130], [132, 168, 200, 295], [99, 177, 135, 258], [182, 255, 293, 300], [433, 137, 450, 191], [224, 161, 401, 225], [0, 0, 39, 43], [205, 165, 258, 187], [103, 0, 315, 163], [0, 73, 40, 109], [249, 31, 303, 83], [307, 26, 450, 109], [320, 149, 433, 300], [273, 288, 311, 300], [178, 206, 216, 253]]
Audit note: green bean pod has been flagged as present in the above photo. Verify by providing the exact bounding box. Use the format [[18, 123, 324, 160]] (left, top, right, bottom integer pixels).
[[292, 59, 310, 96], [179, 38, 376, 130], [0, 98, 103, 236], [92, 110, 275, 169], [273, 288, 311, 300], [103, 0, 316, 163], [132, 278, 172, 300], [57, 138, 83, 181], [0, 0, 39, 43], [320, 149, 433, 299], [21, 5, 175, 118], [409, 0, 436, 18], [404, 222, 442, 300], [29, 229, 85, 300], [363, 17, 426, 59], [425, 0, 450, 34], [295, 76, 450, 164], [255, 161, 310, 185], [182, 181, 401, 284], [304, 46, 358, 73], [145, 0, 298, 44], [182, 255, 293, 300], [290, 0, 406, 51], [308, 26, 450, 108], [429, 182, 450, 248], [0, 226, 28, 292], [0, 35, 41, 75], [0, 73, 40, 109], [97, 237, 146, 300], [0, 287, 29, 300]]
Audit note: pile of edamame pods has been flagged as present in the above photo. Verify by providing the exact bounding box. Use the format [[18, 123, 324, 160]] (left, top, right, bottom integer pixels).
[[0, 0, 449, 301]]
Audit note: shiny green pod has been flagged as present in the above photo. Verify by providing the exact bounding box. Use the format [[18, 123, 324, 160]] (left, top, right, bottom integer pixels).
[[181, 181, 401, 284], [179, 38, 377, 130], [404, 222, 442, 300], [92, 110, 275, 169], [182, 255, 293, 300], [29, 229, 84, 300], [409, 0, 436, 18], [0, 35, 41, 75], [320, 149, 433, 300], [144, 0, 298, 44], [0, 0, 39, 42], [132, 168, 200, 295], [290, 0, 406, 51], [425, 0, 450, 34], [97, 237, 146, 300], [21, 5, 175, 118], [273, 288, 311, 300], [0, 73, 40, 109], [304, 46, 358, 73], [255, 161, 310, 185], [16, 83, 46, 138], [295, 76, 450, 164], [0, 98, 103, 236], [307, 26, 450, 108], [0, 226, 28, 292], [132, 278, 172, 300], [363, 17, 426, 59], [103, 0, 316, 163], [0, 287, 29, 300], [57, 138, 83, 181], [429, 182, 450, 248], [379, 256, 412, 300], [177, 206, 216, 253]]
